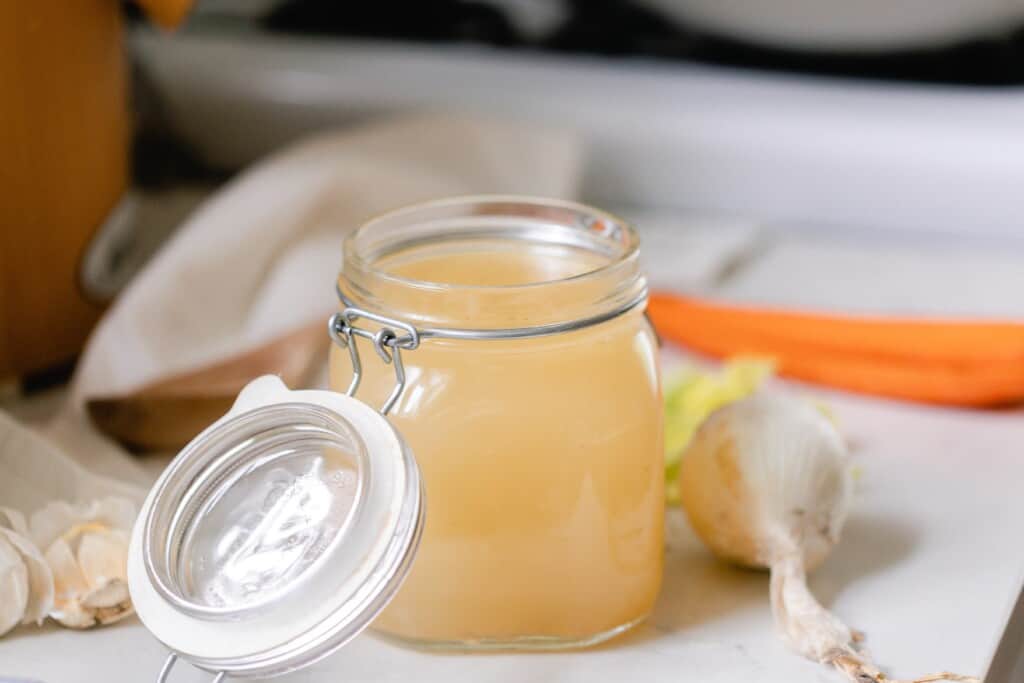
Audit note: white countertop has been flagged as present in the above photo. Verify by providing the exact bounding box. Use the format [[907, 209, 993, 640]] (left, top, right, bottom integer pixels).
[[2, 371, 1022, 683], [3, 212, 1023, 682]]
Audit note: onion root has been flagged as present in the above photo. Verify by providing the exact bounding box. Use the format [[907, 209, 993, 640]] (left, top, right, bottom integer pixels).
[[770, 549, 979, 683]]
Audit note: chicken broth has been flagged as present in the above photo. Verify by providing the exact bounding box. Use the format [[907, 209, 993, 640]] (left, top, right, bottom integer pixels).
[[331, 229, 663, 648]]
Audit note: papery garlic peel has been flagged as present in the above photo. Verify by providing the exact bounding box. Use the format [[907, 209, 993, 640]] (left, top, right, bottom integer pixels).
[[0, 535, 29, 636], [0, 508, 54, 636], [678, 394, 978, 683], [30, 499, 135, 630]]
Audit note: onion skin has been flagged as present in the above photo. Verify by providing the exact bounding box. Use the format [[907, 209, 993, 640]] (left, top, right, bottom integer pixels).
[[677, 419, 761, 568], [678, 395, 850, 572]]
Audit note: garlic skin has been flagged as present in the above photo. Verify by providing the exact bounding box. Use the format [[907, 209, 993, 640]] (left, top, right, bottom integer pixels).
[[679, 393, 851, 573], [29, 498, 136, 629], [0, 508, 54, 635], [678, 394, 977, 683], [0, 534, 29, 636]]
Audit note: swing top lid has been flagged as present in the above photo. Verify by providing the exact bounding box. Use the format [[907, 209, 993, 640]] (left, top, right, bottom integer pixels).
[[127, 376, 424, 679]]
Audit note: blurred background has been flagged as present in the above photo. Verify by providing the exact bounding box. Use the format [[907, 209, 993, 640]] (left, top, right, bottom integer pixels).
[[6, 6, 1024, 680], [5, 0, 1024, 388]]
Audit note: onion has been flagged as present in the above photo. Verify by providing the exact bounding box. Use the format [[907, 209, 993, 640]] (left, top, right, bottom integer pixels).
[[678, 394, 978, 683]]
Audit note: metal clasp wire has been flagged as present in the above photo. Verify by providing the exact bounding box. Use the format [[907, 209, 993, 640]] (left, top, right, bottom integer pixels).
[[156, 653, 226, 683], [328, 307, 420, 416]]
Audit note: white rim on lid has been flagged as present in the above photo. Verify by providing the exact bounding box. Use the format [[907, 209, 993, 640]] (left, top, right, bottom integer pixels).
[[128, 376, 423, 679]]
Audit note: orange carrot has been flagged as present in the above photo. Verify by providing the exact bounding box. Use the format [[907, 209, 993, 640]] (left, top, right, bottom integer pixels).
[[648, 292, 1024, 406], [649, 293, 1024, 366]]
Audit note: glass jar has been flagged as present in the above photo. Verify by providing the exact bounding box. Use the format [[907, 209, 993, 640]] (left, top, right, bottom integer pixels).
[[330, 196, 663, 650]]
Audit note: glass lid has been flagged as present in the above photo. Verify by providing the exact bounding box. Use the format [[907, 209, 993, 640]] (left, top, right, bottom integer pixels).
[[127, 376, 424, 679]]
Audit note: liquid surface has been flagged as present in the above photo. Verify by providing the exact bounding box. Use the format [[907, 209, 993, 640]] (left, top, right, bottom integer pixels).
[[182, 452, 359, 608], [332, 244, 663, 646], [377, 238, 609, 286]]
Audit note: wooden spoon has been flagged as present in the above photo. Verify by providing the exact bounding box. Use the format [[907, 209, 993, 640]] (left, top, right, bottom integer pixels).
[[86, 319, 329, 452]]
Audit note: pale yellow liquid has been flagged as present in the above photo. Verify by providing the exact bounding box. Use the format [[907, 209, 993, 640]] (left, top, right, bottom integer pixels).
[[330, 243, 663, 648]]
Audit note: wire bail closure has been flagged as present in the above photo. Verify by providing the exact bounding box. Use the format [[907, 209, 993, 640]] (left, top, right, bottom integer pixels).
[[328, 307, 420, 416], [157, 654, 227, 683], [328, 290, 649, 417]]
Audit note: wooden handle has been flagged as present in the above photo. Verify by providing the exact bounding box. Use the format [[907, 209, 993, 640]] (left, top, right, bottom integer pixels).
[[86, 319, 329, 451]]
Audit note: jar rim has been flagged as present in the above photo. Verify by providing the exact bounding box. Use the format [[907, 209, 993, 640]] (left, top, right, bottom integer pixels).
[[343, 195, 640, 292], [339, 195, 647, 332]]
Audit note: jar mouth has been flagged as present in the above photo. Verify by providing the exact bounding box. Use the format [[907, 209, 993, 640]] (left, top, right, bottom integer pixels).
[[344, 196, 640, 292], [339, 196, 647, 331]]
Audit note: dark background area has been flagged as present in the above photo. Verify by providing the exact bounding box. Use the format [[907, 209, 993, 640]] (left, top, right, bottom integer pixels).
[[227, 0, 1024, 85]]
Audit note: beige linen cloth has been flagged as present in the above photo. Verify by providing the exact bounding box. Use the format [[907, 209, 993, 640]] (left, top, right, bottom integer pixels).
[[0, 115, 581, 633]]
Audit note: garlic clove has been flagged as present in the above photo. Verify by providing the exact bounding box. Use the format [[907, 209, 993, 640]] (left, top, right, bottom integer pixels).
[[46, 536, 96, 628], [49, 599, 98, 629], [0, 507, 55, 627], [29, 502, 80, 552], [0, 535, 29, 636], [0, 499, 138, 633], [0, 528, 54, 626], [81, 577, 130, 609], [46, 537, 90, 596], [28, 498, 137, 553], [93, 601, 134, 626], [0, 498, 141, 632], [76, 530, 133, 624], [81, 578, 133, 625], [76, 530, 129, 588], [42, 520, 133, 629]]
